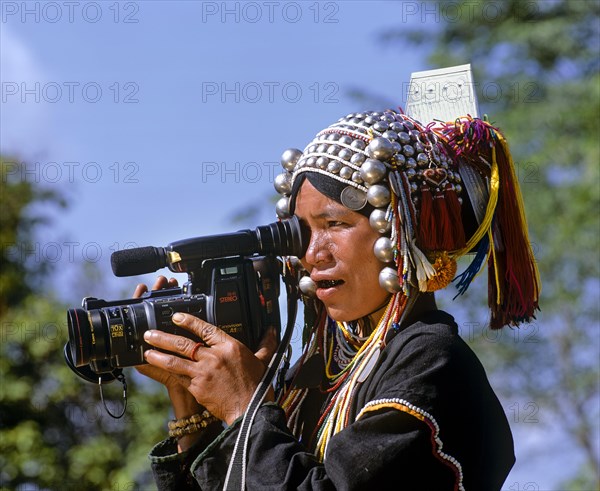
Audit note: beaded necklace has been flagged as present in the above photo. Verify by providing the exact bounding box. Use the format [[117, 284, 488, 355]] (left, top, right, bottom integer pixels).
[[280, 293, 406, 461]]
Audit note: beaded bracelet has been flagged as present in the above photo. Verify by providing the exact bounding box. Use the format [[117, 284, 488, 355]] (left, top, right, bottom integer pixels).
[[168, 410, 219, 439]]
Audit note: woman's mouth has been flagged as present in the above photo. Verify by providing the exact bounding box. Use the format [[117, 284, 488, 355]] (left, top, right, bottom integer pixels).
[[316, 279, 344, 289]]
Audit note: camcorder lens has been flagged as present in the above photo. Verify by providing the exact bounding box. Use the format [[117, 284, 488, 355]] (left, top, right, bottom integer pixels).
[[67, 308, 109, 367]]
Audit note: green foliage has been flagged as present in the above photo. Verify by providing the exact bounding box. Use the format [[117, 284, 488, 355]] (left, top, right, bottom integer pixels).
[[0, 157, 171, 490], [383, 0, 599, 487]]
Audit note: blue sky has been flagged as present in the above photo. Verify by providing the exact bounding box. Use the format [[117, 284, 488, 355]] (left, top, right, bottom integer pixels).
[[1, 1, 582, 487]]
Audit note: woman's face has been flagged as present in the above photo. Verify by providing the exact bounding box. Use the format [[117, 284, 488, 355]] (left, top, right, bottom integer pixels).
[[294, 179, 390, 322]]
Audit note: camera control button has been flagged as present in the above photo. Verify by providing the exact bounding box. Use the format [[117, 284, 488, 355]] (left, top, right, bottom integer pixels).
[[162, 307, 174, 317]]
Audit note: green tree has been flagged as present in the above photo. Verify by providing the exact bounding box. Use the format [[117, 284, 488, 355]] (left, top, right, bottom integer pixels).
[[380, 1, 599, 488], [0, 158, 170, 490]]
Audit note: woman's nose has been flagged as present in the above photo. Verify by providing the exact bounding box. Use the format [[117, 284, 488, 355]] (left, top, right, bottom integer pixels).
[[303, 232, 331, 267]]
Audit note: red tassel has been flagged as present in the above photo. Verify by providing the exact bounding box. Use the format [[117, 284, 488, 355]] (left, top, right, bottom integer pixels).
[[489, 143, 540, 329], [417, 186, 436, 250], [432, 190, 453, 250], [444, 184, 466, 250]]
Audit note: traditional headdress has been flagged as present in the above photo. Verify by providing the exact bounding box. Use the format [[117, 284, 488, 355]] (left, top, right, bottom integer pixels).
[[274, 109, 540, 329], [274, 109, 541, 461]]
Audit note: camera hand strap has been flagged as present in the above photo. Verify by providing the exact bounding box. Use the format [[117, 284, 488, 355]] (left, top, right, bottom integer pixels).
[[223, 268, 300, 491]]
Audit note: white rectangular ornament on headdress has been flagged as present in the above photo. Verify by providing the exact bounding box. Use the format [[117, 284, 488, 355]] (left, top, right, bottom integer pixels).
[[404, 64, 479, 124]]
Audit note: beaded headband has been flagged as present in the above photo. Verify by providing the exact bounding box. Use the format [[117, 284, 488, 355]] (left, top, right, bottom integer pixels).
[[274, 109, 540, 329]]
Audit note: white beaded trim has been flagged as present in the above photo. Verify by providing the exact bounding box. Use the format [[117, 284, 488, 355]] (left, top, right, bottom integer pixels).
[[291, 167, 368, 194], [357, 398, 465, 491]]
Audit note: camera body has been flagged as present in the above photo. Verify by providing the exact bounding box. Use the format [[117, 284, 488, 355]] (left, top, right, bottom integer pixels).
[[64, 216, 306, 384], [66, 255, 281, 382]]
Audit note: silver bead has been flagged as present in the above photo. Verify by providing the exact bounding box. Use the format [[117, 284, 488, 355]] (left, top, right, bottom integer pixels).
[[390, 122, 404, 133], [414, 141, 425, 153], [274, 172, 292, 195], [402, 145, 415, 157], [379, 267, 402, 293], [373, 121, 389, 132], [373, 237, 395, 263], [299, 276, 317, 297], [416, 152, 429, 165], [316, 156, 329, 169], [281, 148, 303, 171], [327, 161, 342, 174], [383, 130, 399, 141], [339, 135, 353, 145], [317, 143, 328, 153], [366, 137, 396, 161], [360, 159, 387, 185], [454, 184, 463, 194], [352, 171, 364, 184], [327, 145, 340, 155], [340, 166, 353, 179], [398, 131, 411, 145], [395, 153, 406, 166], [351, 153, 366, 165], [338, 148, 353, 161], [369, 208, 391, 233], [351, 140, 366, 150], [367, 184, 391, 207], [306, 157, 317, 167], [276, 196, 290, 218]]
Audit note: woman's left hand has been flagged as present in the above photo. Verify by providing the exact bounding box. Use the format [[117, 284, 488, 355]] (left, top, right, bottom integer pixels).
[[143, 313, 278, 425]]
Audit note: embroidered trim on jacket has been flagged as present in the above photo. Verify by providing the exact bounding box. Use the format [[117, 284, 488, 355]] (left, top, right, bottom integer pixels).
[[356, 398, 465, 491]]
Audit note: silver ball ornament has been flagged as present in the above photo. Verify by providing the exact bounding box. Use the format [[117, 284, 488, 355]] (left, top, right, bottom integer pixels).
[[274, 172, 292, 195], [379, 267, 402, 293], [281, 148, 303, 171], [373, 237, 395, 263], [275, 196, 291, 218], [366, 137, 396, 161], [299, 276, 317, 297], [369, 208, 391, 233], [367, 184, 391, 208], [360, 159, 387, 185]]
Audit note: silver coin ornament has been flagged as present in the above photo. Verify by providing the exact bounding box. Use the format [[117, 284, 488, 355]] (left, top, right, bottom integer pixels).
[[360, 159, 387, 185], [367, 184, 391, 208], [366, 137, 396, 161], [281, 148, 303, 171], [299, 275, 317, 297], [379, 267, 402, 293], [369, 208, 390, 233], [373, 236, 395, 263]]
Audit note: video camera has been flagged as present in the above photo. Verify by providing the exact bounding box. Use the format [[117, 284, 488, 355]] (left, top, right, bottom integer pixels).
[[63, 217, 306, 388]]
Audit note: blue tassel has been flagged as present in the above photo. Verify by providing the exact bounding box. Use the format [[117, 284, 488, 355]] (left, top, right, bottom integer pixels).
[[452, 234, 490, 299]]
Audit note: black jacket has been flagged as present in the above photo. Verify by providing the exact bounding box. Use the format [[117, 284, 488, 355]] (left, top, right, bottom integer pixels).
[[149, 311, 515, 490]]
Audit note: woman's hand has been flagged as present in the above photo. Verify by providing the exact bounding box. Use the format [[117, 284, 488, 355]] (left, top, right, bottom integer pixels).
[[142, 312, 278, 426], [133, 276, 205, 451]]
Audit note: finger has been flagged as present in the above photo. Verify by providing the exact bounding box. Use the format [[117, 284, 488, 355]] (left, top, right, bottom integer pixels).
[[167, 277, 179, 288], [143, 329, 203, 361], [171, 313, 228, 347], [135, 364, 187, 387], [133, 283, 148, 299], [144, 349, 195, 379], [151, 275, 170, 291], [255, 328, 278, 365]]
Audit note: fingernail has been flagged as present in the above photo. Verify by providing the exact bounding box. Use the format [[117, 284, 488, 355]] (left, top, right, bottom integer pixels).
[[144, 331, 153, 341], [172, 313, 184, 323]]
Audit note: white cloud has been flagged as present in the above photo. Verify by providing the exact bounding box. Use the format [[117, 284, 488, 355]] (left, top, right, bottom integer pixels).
[[0, 24, 52, 157]]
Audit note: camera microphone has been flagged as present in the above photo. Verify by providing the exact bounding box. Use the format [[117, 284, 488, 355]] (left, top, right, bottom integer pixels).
[[110, 216, 306, 277]]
